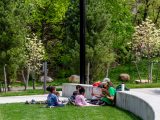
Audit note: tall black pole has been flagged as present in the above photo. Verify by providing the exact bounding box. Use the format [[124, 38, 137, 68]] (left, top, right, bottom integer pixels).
[[80, 0, 86, 84]]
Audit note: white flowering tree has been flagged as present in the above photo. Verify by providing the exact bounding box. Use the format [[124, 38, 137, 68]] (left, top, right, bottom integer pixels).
[[132, 18, 160, 82], [23, 34, 45, 90]]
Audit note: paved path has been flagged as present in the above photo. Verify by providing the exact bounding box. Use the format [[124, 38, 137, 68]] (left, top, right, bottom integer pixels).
[[0, 91, 68, 104], [131, 88, 160, 95]]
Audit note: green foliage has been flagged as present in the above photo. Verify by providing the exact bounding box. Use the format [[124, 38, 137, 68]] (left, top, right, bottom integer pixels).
[[0, 0, 28, 82], [128, 0, 160, 26], [26, 0, 71, 78], [86, 0, 115, 80], [29, 0, 69, 23], [27, 0, 70, 44], [108, 0, 134, 64], [1, 0, 160, 82], [65, 0, 134, 81]]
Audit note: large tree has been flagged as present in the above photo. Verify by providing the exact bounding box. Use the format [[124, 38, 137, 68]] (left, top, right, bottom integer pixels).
[[24, 34, 45, 90], [132, 18, 160, 81], [0, 0, 28, 90], [64, 0, 133, 81], [27, 0, 70, 78], [28, 0, 70, 44], [128, 0, 160, 26]]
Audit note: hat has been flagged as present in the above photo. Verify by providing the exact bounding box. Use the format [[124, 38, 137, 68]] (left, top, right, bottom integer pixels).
[[102, 78, 110, 83]]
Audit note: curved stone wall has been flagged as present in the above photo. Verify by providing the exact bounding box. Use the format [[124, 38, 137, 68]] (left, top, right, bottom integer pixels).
[[116, 91, 157, 120]]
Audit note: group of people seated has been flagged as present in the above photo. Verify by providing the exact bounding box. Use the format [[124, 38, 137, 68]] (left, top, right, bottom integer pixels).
[[46, 78, 116, 107], [69, 78, 116, 106]]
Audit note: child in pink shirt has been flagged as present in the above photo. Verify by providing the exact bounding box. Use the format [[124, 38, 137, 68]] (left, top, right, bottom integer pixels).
[[75, 87, 98, 107]]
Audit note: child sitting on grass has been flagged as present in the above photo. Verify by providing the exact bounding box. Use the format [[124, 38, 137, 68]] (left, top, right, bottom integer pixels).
[[46, 86, 64, 107], [69, 85, 83, 104], [75, 87, 98, 107]]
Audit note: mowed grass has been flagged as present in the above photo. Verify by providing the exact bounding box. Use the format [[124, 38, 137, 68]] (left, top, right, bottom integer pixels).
[[0, 104, 141, 120]]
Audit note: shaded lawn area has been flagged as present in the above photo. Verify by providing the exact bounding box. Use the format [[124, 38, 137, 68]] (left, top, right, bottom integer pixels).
[[11, 79, 68, 87], [0, 104, 141, 120]]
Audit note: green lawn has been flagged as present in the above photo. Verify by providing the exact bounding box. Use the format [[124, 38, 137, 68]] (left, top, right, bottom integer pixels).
[[0, 104, 141, 120]]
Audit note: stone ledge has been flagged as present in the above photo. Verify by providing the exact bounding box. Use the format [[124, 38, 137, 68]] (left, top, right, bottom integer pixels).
[[116, 91, 160, 120], [62, 83, 93, 99]]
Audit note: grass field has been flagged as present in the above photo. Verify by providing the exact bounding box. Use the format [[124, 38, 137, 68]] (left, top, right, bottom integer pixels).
[[0, 104, 141, 120]]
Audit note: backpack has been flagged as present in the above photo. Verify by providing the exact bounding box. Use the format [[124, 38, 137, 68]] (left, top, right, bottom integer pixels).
[[92, 81, 101, 87]]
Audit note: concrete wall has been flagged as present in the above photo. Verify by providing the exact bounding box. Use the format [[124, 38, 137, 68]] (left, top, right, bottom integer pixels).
[[116, 91, 155, 120]]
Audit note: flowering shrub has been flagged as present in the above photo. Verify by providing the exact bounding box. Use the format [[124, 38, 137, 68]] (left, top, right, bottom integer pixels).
[[132, 18, 160, 60], [25, 34, 45, 73]]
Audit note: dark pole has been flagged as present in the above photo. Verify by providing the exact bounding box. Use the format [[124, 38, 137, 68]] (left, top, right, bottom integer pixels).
[[80, 0, 86, 84]]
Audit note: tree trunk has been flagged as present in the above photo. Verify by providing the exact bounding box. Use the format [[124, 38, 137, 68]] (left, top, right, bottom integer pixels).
[[143, 0, 150, 21], [26, 66, 30, 90], [154, 7, 160, 24], [155, 62, 160, 83], [148, 61, 153, 83], [134, 61, 142, 82], [32, 78, 35, 90], [22, 70, 27, 90], [106, 63, 109, 78], [3, 65, 7, 92], [43, 62, 47, 93], [150, 62, 153, 82], [32, 72, 36, 90], [132, 0, 139, 24], [21, 66, 30, 91], [86, 62, 90, 84]]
